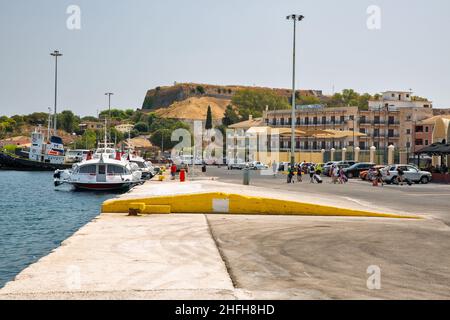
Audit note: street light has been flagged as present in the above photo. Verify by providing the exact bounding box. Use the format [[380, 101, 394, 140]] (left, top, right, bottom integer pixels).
[[50, 50, 63, 134], [286, 14, 304, 166]]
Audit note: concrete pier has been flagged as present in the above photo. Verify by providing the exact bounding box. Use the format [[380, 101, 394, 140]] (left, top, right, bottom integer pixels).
[[1, 178, 449, 300]]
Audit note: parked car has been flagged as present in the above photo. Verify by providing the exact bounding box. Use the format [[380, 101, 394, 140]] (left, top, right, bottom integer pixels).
[[227, 159, 246, 170], [343, 162, 375, 178], [382, 164, 432, 184], [248, 161, 269, 170], [360, 165, 386, 181]]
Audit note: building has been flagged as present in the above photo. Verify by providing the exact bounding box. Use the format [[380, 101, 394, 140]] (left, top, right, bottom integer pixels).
[[115, 123, 134, 134], [79, 121, 104, 132], [264, 91, 433, 152], [414, 116, 450, 152]]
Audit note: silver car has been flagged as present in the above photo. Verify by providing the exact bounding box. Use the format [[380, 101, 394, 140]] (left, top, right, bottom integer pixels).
[[382, 164, 432, 184]]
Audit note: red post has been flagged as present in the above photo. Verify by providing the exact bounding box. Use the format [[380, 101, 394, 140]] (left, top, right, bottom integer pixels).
[[180, 169, 186, 182]]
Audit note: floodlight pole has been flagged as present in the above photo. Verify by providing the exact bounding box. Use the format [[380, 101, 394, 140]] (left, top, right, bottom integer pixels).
[[287, 14, 304, 166]]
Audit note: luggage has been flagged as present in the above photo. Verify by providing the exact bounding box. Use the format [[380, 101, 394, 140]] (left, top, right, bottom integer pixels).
[[314, 174, 323, 184]]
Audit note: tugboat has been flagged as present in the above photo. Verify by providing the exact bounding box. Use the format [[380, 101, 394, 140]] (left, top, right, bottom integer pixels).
[[0, 126, 72, 171]]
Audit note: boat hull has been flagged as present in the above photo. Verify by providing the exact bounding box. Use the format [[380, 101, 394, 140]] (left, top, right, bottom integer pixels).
[[72, 182, 134, 191], [0, 152, 72, 171]]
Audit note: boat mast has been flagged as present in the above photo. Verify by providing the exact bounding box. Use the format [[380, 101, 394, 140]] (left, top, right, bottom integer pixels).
[[47, 107, 52, 142]]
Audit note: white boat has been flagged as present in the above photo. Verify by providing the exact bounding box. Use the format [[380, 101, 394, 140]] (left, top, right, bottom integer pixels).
[[54, 152, 143, 191], [124, 153, 156, 180]]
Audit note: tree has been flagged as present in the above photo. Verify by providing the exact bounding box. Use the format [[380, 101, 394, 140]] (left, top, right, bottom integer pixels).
[[205, 105, 213, 130], [342, 89, 359, 107], [134, 122, 149, 133], [296, 95, 321, 106], [196, 85, 205, 95], [222, 105, 240, 126], [75, 129, 97, 149], [58, 110, 78, 133], [232, 89, 289, 120]]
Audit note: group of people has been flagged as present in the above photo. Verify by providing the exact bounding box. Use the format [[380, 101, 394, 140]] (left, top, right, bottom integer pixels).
[[329, 164, 348, 185], [270, 162, 323, 184]]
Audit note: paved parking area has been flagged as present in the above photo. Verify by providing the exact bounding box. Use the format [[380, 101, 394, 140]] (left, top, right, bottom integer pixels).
[[201, 167, 450, 225]]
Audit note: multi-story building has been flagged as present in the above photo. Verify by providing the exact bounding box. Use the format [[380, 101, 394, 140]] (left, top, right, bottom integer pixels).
[[264, 91, 434, 155]]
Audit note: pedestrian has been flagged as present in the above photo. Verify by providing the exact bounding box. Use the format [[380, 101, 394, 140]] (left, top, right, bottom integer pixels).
[[332, 165, 340, 184], [376, 168, 384, 186], [170, 162, 177, 180], [272, 161, 278, 178], [287, 165, 295, 184], [397, 166, 405, 186], [296, 163, 303, 182], [309, 165, 315, 183], [339, 168, 347, 184]]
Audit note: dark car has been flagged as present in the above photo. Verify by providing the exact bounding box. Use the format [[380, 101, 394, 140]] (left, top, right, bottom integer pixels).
[[343, 162, 375, 178]]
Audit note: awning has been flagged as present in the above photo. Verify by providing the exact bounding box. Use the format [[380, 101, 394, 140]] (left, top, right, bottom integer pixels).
[[415, 143, 450, 156]]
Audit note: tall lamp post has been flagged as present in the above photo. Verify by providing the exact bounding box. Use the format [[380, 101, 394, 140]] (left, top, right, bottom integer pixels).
[[287, 14, 304, 166], [50, 50, 63, 134]]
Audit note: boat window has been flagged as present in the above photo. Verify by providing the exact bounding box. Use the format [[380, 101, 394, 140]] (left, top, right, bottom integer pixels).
[[79, 165, 97, 174], [98, 165, 106, 175], [131, 161, 146, 168], [107, 165, 125, 174]]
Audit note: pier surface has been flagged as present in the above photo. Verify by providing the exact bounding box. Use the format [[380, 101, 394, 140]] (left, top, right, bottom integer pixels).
[[1, 177, 449, 300]]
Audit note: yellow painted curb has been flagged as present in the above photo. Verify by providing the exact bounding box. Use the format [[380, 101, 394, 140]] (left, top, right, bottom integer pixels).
[[102, 192, 420, 219]]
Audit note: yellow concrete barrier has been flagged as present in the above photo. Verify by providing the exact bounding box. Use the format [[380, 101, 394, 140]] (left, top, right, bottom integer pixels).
[[102, 192, 419, 219]]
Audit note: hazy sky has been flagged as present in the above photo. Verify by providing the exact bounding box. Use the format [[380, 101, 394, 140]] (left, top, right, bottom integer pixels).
[[1, 0, 449, 116]]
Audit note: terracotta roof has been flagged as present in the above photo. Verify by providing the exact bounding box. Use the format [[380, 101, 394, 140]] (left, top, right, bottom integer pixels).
[[229, 118, 265, 129]]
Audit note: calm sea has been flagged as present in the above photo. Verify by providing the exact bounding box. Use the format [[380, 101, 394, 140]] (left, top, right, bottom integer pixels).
[[0, 171, 117, 288]]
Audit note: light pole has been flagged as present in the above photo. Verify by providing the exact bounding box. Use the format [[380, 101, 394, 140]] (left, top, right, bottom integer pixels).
[[287, 14, 304, 166], [50, 50, 63, 134], [105, 92, 114, 142]]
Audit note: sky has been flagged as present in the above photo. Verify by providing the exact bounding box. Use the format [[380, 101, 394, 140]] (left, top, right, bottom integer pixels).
[[0, 0, 449, 117]]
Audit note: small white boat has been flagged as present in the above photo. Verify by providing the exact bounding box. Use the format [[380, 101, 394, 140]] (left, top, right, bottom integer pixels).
[[54, 152, 143, 191], [124, 153, 156, 180]]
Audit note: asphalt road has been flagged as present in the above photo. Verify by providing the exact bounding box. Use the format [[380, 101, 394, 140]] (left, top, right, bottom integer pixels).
[[201, 167, 450, 225]]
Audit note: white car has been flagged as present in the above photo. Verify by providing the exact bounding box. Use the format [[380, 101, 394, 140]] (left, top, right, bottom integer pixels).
[[382, 164, 432, 184], [248, 161, 269, 170], [227, 159, 246, 170]]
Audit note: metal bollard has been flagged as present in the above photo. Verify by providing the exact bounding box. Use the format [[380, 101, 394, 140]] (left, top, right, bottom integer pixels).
[[243, 167, 250, 185]]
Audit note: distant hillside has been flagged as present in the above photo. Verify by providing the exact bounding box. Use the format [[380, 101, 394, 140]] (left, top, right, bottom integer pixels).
[[142, 83, 323, 110], [155, 97, 231, 121]]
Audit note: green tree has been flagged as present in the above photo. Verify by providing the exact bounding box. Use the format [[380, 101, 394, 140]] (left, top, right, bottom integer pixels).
[[75, 129, 97, 149], [196, 85, 205, 95], [232, 89, 289, 120], [134, 122, 149, 133], [342, 89, 359, 106], [222, 105, 240, 126], [205, 105, 213, 130], [58, 110, 78, 133], [296, 95, 321, 105]]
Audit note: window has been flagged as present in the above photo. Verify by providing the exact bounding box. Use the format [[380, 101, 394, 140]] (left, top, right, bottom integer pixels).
[[296, 117, 301, 125], [331, 116, 336, 124], [415, 139, 423, 146], [388, 129, 394, 137], [272, 118, 276, 126], [280, 118, 285, 125], [79, 165, 97, 174], [360, 128, 366, 134], [322, 116, 326, 124], [313, 117, 318, 125], [425, 126, 429, 133], [360, 116, 366, 123], [98, 165, 106, 175], [406, 129, 411, 135], [304, 118, 309, 125], [425, 140, 429, 146], [388, 116, 395, 124], [374, 116, 380, 124], [108, 165, 125, 174], [340, 116, 345, 123], [374, 129, 380, 137]]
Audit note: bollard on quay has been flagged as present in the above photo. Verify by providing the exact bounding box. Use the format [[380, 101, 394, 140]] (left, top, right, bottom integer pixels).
[[243, 167, 250, 185]]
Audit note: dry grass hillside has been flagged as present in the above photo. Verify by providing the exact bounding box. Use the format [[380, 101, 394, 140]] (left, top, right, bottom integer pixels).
[[154, 97, 231, 121]]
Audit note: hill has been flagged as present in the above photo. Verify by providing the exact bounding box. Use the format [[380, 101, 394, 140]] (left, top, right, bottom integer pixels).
[[142, 83, 323, 111], [154, 96, 231, 121]]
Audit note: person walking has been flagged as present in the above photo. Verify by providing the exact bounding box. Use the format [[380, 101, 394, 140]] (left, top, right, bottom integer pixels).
[[272, 161, 278, 178], [376, 168, 384, 186], [397, 166, 405, 186], [309, 165, 315, 183], [296, 163, 303, 182], [170, 162, 177, 180]]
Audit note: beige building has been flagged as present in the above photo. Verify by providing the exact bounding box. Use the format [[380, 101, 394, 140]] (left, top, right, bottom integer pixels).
[[115, 123, 135, 134]]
